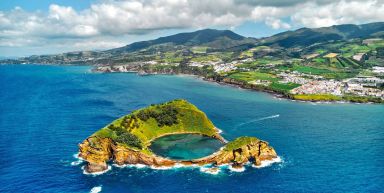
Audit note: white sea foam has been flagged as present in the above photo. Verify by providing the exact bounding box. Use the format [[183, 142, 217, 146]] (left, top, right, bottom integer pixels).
[[228, 165, 245, 172], [81, 156, 281, 175], [71, 153, 84, 166], [253, 156, 282, 168], [71, 160, 83, 166], [82, 165, 111, 176], [73, 153, 85, 161], [150, 165, 174, 170], [73, 153, 82, 160], [200, 167, 221, 175], [90, 186, 102, 193], [112, 162, 203, 171], [112, 163, 147, 169], [112, 164, 127, 168]]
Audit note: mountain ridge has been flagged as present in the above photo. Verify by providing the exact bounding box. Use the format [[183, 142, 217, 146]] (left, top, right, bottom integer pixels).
[[1, 21, 384, 65], [107, 28, 254, 54], [260, 22, 384, 48]]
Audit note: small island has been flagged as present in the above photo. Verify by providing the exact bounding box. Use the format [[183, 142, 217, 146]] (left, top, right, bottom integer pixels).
[[79, 99, 277, 173]]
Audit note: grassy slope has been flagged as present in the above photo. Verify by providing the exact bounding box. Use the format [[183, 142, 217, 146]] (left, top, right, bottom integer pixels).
[[224, 137, 260, 151], [228, 71, 278, 82], [227, 71, 301, 93], [92, 99, 218, 152]]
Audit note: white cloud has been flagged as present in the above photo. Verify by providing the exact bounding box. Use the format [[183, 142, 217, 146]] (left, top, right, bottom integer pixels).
[[0, 0, 383, 55], [291, 0, 384, 28], [265, 18, 291, 29]]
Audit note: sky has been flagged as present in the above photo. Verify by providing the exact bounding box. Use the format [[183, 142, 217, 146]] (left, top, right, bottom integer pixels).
[[0, 0, 384, 57]]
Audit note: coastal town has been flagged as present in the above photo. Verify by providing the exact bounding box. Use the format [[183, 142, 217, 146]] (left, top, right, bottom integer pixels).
[[94, 58, 384, 102]]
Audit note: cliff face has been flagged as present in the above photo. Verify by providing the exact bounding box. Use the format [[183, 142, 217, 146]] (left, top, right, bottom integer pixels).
[[79, 137, 113, 173], [79, 136, 178, 172], [79, 136, 277, 173], [187, 137, 277, 167]]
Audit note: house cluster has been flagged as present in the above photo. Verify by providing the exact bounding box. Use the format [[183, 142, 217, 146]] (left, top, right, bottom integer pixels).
[[213, 62, 238, 73], [189, 61, 220, 67], [188, 60, 238, 73], [346, 76, 384, 87], [291, 80, 344, 96], [372, 66, 384, 74], [352, 53, 368, 62], [277, 71, 322, 85], [345, 83, 384, 98], [278, 72, 310, 85], [143, 61, 158, 65], [290, 76, 384, 99], [343, 76, 384, 98]]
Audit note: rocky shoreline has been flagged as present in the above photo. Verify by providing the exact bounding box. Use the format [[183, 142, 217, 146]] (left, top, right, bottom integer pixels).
[[78, 99, 279, 174], [79, 136, 277, 173]]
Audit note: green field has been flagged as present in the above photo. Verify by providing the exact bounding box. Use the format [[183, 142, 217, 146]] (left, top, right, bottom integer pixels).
[[291, 64, 358, 79], [292, 65, 333, 74], [191, 46, 209, 54], [224, 136, 260, 151], [269, 82, 301, 92], [227, 71, 301, 93], [291, 94, 383, 103], [340, 44, 371, 56], [293, 94, 342, 101], [190, 54, 221, 62], [228, 71, 278, 82]]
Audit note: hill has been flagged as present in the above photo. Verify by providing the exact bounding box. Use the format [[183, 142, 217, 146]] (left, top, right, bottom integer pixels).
[[107, 29, 256, 54], [91, 99, 223, 150], [261, 22, 384, 48]]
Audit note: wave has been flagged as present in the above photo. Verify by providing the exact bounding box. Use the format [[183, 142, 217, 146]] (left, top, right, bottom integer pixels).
[[90, 186, 102, 193], [69, 153, 84, 166], [82, 165, 112, 176], [73, 153, 80, 159], [200, 167, 221, 175], [236, 114, 280, 128], [228, 165, 246, 172], [150, 165, 175, 170], [71, 160, 83, 166], [252, 156, 282, 168], [112, 163, 147, 169]]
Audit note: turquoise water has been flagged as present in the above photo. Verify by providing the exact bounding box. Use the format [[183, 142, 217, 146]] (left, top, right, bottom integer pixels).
[[0, 65, 383, 192], [149, 134, 223, 160]]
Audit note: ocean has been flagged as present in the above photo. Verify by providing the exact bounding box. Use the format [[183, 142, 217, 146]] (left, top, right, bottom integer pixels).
[[0, 65, 383, 193]]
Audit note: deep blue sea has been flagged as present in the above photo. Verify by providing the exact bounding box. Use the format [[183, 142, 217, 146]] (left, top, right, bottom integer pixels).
[[0, 65, 383, 193]]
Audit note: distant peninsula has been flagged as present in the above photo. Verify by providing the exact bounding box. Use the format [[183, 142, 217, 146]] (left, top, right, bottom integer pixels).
[[79, 99, 277, 173]]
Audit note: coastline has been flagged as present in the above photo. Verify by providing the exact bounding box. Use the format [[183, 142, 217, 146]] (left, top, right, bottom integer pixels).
[[85, 63, 383, 104], [102, 68, 382, 104], [2, 63, 381, 104], [203, 77, 381, 104]]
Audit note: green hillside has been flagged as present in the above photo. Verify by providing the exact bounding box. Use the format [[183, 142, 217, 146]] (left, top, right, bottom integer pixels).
[[91, 99, 219, 152]]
